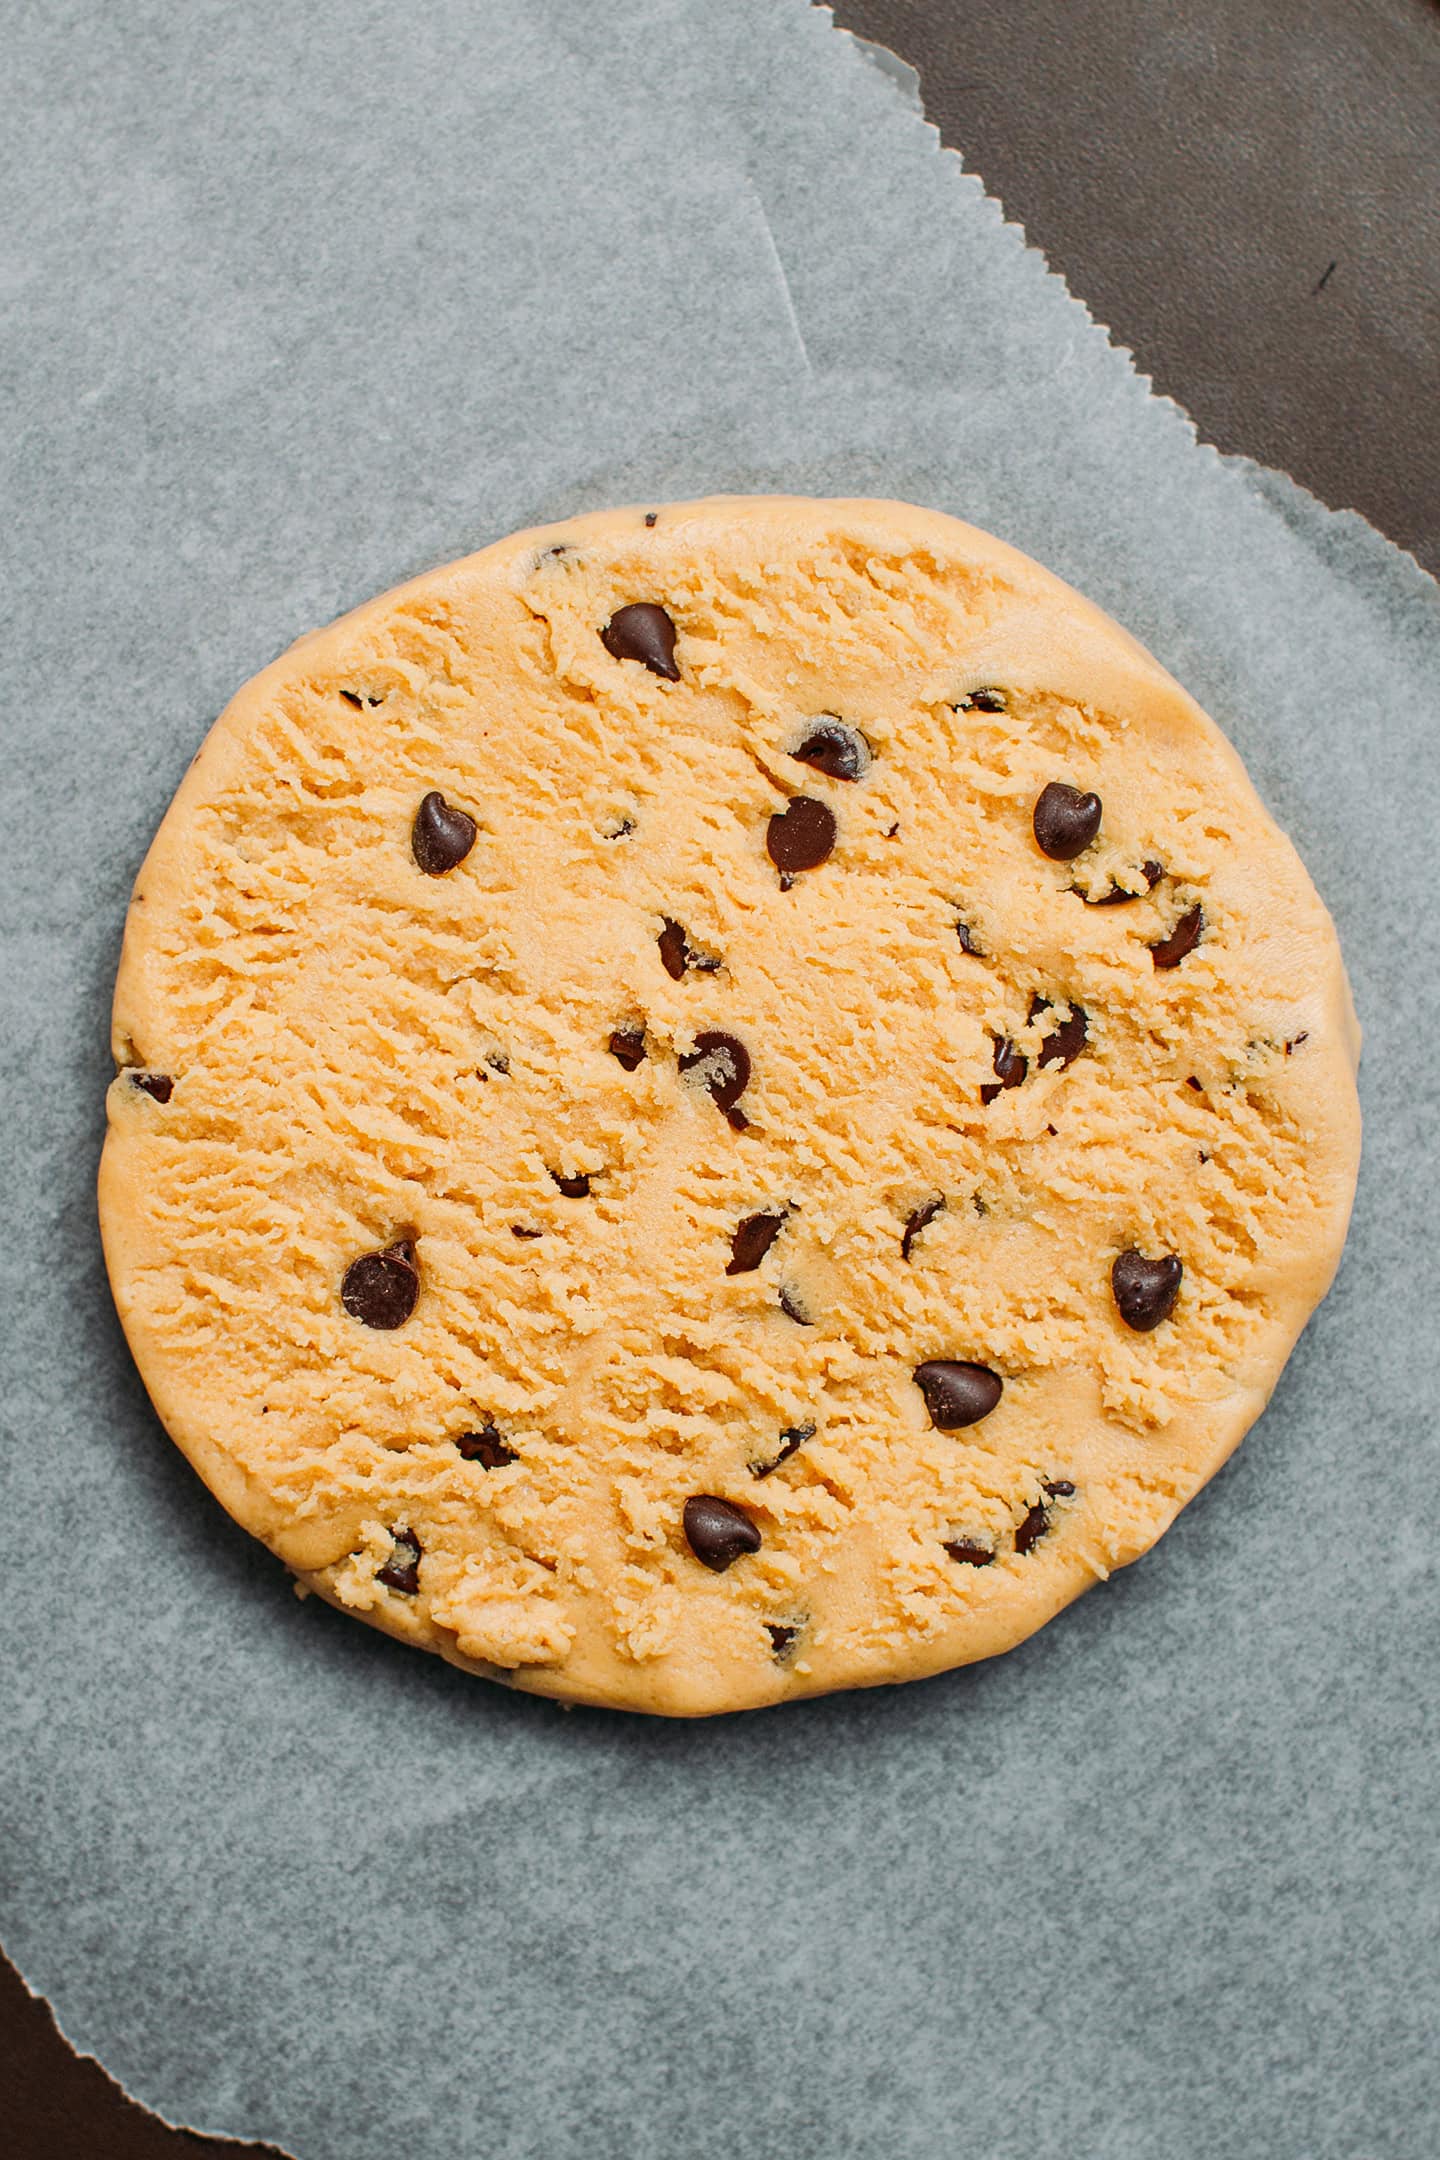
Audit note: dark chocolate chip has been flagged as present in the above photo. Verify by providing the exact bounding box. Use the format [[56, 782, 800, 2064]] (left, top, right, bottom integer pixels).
[[792, 719, 870, 781], [1043, 1479, 1076, 1498], [1036, 1005, 1088, 1070], [339, 689, 364, 709], [1285, 1031, 1309, 1055], [778, 1285, 812, 1326], [411, 790, 477, 876], [902, 1196, 944, 1262], [1186, 1075, 1204, 1091], [957, 686, 1007, 712], [340, 1239, 419, 1330], [955, 919, 982, 955], [644, 511, 658, 528], [1111, 1248, 1183, 1331], [727, 1210, 785, 1274], [1014, 1501, 1051, 1556], [980, 1036, 1027, 1104], [943, 1538, 995, 1568], [511, 1225, 543, 1240], [767, 795, 837, 885], [658, 918, 688, 978], [378, 1527, 422, 1593], [1151, 905, 1204, 970], [485, 1052, 510, 1074], [600, 602, 680, 680], [658, 917, 713, 979], [680, 1030, 750, 1112], [131, 1071, 174, 1103], [766, 1622, 799, 1658], [913, 1360, 1004, 1429], [751, 1424, 814, 1479], [1033, 781, 1103, 860], [550, 1169, 591, 1198], [457, 1425, 517, 1468], [683, 1494, 762, 1572], [1083, 859, 1165, 905], [608, 1027, 647, 1071]]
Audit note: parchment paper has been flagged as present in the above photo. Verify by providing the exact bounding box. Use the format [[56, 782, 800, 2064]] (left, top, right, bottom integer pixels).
[[2, 4, 1437, 2157]]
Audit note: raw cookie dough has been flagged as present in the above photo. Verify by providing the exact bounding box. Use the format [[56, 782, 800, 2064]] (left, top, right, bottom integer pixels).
[[99, 496, 1361, 1717]]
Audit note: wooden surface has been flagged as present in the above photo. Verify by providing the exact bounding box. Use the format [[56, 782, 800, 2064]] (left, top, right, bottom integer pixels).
[[4, 2, 1435, 2153]]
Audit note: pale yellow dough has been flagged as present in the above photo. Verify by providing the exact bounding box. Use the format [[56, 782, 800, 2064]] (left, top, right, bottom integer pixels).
[[99, 497, 1361, 1716]]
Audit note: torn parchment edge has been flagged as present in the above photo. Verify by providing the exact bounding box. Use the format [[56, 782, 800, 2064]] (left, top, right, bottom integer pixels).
[[822, 4, 1437, 598]]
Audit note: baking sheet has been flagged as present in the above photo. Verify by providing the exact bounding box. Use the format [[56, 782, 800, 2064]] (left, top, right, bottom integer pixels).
[[2, 3, 1437, 2156]]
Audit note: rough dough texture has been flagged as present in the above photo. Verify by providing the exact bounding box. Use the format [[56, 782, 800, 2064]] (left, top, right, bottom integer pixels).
[[99, 497, 1361, 1717]]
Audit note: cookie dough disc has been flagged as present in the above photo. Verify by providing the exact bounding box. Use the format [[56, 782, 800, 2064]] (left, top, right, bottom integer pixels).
[[99, 497, 1360, 1716]]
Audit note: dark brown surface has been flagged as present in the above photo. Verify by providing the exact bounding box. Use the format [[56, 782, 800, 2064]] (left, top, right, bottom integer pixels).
[[831, 0, 1440, 574], [4, 3, 1436, 2154], [0, 1954, 286, 2159]]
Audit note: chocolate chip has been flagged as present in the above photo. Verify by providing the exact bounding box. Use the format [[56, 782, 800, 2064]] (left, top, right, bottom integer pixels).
[[658, 918, 689, 979], [955, 920, 982, 956], [457, 1425, 517, 1468], [340, 1239, 419, 1329], [913, 1360, 1004, 1429], [766, 1622, 799, 1658], [778, 1285, 812, 1325], [339, 689, 364, 709], [1036, 1004, 1088, 1070], [792, 719, 870, 781], [411, 790, 477, 876], [131, 1072, 173, 1103], [902, 1196, 944, 1262], [943, 1538, 994, 1567], [727, 1210, 785, 1275], [550, 1170, 591, 1198], [511, 1225, 543, 1240], [680, 1031, 750, 1112], [767, 796, 836, 886], [600, 602, 679, 680], [644, 511, 658, 528], [1285, 1031, 1309, 1055], [1186, 1075, 1204, 1091], [658, 918, 721, 978], [1033, 781, 1103, 860], [980, 1036, 1027, 1104], [1014, 1501, 1051, 1556], [957, 686, 1007, 712], [485, 1052, 510, 1074], [683, 1494, 762, 1572], [377, 1527, 422, 1593], [750, 1424, 814, 1478], [1111, 1248, 1183, 1331], [1043, 1479, 1075, 1498], [1083, 859, 1165, 905], [608, 1027, 647, 1071], [1151, 905, 1204, 970]]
